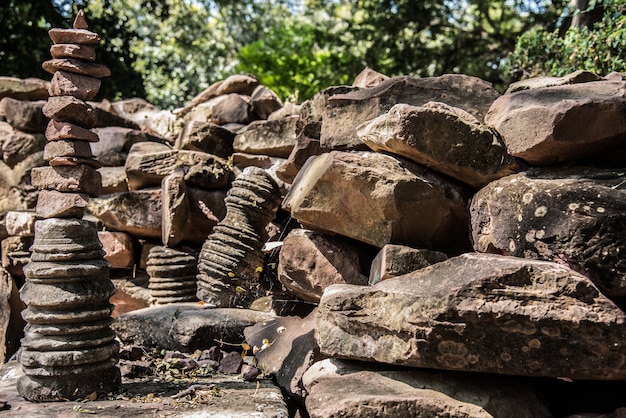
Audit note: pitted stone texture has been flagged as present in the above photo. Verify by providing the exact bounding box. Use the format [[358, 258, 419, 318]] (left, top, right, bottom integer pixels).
[[147, 246, 198, 304], [303, 359, 552, 418], [197, 166, 281, 307], [358, 102, 520, 188], [283, 150, 471, 253], [317, 253, 626, 380], [470, 168, 626, 297], [321, 74, 500, 150], [485, 80, 626, 165]]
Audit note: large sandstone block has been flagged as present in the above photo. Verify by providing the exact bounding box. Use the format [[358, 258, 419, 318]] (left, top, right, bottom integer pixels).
[[321, 74, 499, 150], [0, 98, 47, 133], [303, 359, 552, 418], [233, 115, 298, 158], [470, 168, 626, 297], [358, 102, 519, 188], [0, 76, 49, 101], [485, 80, 626, 165], [283, 151, 470, 253], [125, 142, 231, 191], [317, 253, 626, 380]]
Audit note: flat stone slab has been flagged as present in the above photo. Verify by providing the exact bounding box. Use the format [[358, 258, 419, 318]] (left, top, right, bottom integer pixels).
[[0, 361, 288, 417]]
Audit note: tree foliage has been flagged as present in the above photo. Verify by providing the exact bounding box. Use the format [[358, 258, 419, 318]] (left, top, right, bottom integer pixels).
[[507, 0, 626, 79]]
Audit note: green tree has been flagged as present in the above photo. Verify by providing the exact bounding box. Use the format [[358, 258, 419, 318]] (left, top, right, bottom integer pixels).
[[507, 0, 626, 79]]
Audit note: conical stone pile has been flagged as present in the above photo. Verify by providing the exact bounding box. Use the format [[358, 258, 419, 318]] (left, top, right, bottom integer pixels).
[[17, 11, 121, 401], [197, 166, 281, 307], [147, 246, 198, 304]]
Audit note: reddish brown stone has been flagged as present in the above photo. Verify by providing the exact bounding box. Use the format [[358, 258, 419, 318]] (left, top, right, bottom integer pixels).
[[98, 231, 135, 269], [48, 28, 100, 44], [35, 190, 89, 218], [48, 156, 102, 168], [46, 120, 99, 142], [50, 44, 96, 61], [44, 139, 93, 161], [42, 58, 110, 79], [30, 165, 102, 196], [49, 71, 101, 100], [42, 96, 96, 128]]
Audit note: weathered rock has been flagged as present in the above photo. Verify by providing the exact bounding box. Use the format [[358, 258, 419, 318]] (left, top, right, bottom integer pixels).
[[5, 211, 36, 237], [303, 359, 552, 418], [176, 120, 235, 158], [147, 246, 197, 304], [317, 253, 626, 380], [268, 101, 301, 121], [50, 43, 96, 61], [2, 130, 46, 168], [369, 244, 448, 285], [470, 168, 626, 297], [161, 168, 190, 247], [0, 98, 47, 132], [45, 119, 99, 142], [298, 86, 359, 129], [233, 115, 298, 158], [42, 95, 96, 128], [48, 27, 100, 44], [244, 310, 321, 403], [485, 80, 626, 165], [98, 231, 135, 269], [506, 70, 602, 93], [275, 121, 325, 184], [109, 98, 179, 141], [98, 166, 128, 194], [42, 58, 111, 78], [358, 102, 520, 188], [177, 74, 259, 118], [43, 138, 92, 162], [250, 85, 283, 119], [31, 165, 102, 196], [183, 93, 255, 126], [36, 190, 88, 219], [48, 71, 101, 100], [87, 188, 162, 239], [0, 76, 49, 101], [352, 67, 390, 88], [283, 151, 470, 253], [278, 229, 369, 303], [90, 126, 147, 166], [1, 236, 32, 278], [197, 167, 281, 307], [321, 74, 500, 150], [1, 267, 12, 364], [218, 351, 243, 374], [113, 304, 274, 352], [125, 141, 231, 191]]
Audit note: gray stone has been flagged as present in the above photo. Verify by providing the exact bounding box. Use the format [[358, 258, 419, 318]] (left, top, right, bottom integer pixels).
[[177, 74, 259, 118], [317, 253, 626, 380], [1, 236, 31, 277], [113, 303, 275, 352], [303, 359, 552, 418], [283, 151, 470, 253], [250, 84, 283, 119], [470, 168, 626, 297], [321, 74, 500, 150], [358, 102, 520, 188]]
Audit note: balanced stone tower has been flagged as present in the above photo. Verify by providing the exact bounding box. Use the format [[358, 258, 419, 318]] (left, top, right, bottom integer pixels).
[[17, 11, 121, 401], [197, 166, 281, 307]]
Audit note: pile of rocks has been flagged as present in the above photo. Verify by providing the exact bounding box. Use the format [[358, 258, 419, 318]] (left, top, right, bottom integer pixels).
[[2, 19, 626, 414]]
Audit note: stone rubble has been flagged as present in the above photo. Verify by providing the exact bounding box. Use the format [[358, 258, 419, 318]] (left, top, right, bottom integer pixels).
[[1, 24, 626, 415]]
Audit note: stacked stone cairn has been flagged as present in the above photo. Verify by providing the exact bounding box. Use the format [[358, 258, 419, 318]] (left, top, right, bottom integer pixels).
[[146, 245, 198, 304], [17, 11, 121, 401], [197, 166, 281, 307]]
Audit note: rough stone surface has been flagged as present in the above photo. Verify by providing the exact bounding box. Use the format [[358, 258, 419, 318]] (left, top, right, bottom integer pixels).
[[2, 129, 46, 168], [125, 142, 231, 191], [321, 74, 500, 149], [369, 244, 448, 285], [485, 80, 626, 165], [161, 169, 190, 247], [5, 210, 36, 237], [42, 58, 111, 79], [278, 229, 369, 303], [36, 190, 89, 218], [0, 76, 49, 101], [42, 95, 96, 128], [283, 150, 470, 253], [506, 69, 602, 93], [1, 236, 32, 278], [302, 359, 552, 418], [31, 165, 102, 196], [358, 102, 520, 188], [233, 115, 298, 158], [470, 168, 626, 297], [352, 67, 390, 88], [317, 253, 626, 380], [0, 98, 47, 133], [147, 246, 198, 304], [250, 85, 283, 119], [45, 119, 99, 142], [50, 43, 96, 61], [275, 121, 325, 184], [48, 70, 101, 100], [176, 120, 235, 158], [177, 74, 259, 118], [244, 310, 321, 403], [1, 267, 11, 363], [113, 304, 275, 352], [98, 231, 135, 269]]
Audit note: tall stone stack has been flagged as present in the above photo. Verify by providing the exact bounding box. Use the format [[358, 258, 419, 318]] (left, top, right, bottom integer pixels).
[[17, 11, 121, 401], [197, 166, 281, 307]]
